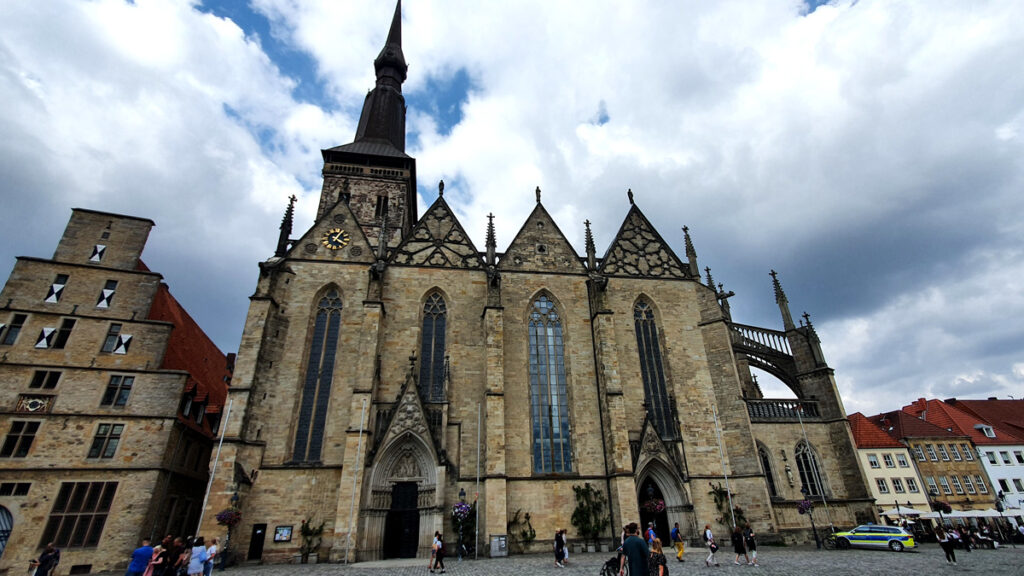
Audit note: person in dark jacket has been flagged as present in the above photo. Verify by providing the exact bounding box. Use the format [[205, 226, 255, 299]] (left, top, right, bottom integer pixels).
[[31, 543, 61, 576], [731, 526, 749, 566], [619, 522, 649, 576]]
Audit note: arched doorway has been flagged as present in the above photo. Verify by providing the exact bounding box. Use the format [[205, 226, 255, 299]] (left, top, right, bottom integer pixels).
[[383, 481, 420, 558], [638, 478, 669, 543], [0, 506, 12, 559]]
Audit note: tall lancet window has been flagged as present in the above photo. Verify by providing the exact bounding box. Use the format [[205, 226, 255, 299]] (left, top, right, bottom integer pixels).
[[634, 300, 675, 440], [419, 292, 447, 402], [796, 441, 826, 496], [759, 446, 778, 497], [529, 295, 572, 473], [292, 289, 343, 462]]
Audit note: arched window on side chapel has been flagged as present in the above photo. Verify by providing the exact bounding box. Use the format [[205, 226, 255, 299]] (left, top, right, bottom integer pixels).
[[528, 295, 572, 473], [796, 441, 826, 496], [418, 292, 447, 402], [759, 445, 778, 497], [634, 299, 675, 440], [292, 288, 343, 462]]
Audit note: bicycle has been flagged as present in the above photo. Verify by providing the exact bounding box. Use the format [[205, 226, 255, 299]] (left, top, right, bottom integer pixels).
[[821, 530, 837, 550]]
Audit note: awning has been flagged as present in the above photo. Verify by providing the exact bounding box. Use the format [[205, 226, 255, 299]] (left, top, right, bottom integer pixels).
[[881, 507, 926, 517]]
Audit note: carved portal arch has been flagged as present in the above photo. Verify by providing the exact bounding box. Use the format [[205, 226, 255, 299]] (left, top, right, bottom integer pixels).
[[635, 457, 695, 540], [370, 432, 439, 500]]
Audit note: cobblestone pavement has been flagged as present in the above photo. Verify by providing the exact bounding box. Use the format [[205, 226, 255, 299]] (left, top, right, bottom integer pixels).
[[121, 545, 1023, 576]]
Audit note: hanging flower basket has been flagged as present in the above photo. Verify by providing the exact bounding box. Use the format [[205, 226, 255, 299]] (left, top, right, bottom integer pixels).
[[642, 499, 666, 513], [797, 500, 813, 515], [452, 501, 472, 523], [215, 508, 242, 527]]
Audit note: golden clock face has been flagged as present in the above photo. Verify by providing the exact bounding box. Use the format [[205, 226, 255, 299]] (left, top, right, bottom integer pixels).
[[321, 228, 350, 250]]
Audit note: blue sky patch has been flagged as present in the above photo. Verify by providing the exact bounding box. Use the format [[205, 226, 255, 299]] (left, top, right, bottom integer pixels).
[[408, 67, 473, 137]]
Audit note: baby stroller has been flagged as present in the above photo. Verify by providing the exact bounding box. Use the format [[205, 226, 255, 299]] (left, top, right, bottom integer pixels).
[[600, 555, 620, 576]]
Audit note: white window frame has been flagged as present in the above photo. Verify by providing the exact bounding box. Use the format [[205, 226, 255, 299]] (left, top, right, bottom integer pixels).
[[876, 478, 890, 494], [892, 477, 905, 493], [950, 444, 962, 461], [914, 445, 926, 461], [925, 476, 939, 494], [938, 445, 950, 461], [964, 475, 976, 494], [868, 454, 880, 469], [975, 475, 988, 494], [926, 444, 939, 461], [907, 477, 920, 493], [883, 454, 896, 468], [896, 453, 909, 467], [939, 476, 952, 495], [962, 444, 975, 460], [951, 476, 964, 494]]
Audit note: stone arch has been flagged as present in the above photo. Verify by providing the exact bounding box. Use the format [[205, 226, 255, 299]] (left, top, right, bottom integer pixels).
[[417, 288, 450, 403], [756, 441, 778, 498], [635, 457, 695, 540], [795, 440, 828, 497]]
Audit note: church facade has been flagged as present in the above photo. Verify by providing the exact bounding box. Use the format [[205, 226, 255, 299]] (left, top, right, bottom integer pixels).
[[199, 3, 874, 562]]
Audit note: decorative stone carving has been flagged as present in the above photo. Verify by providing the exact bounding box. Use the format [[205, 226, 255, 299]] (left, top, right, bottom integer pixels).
[[600, 207, 688, 278], [391, 199, 484, 269]]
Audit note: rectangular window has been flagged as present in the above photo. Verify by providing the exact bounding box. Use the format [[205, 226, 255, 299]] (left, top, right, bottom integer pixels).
[[998, 479, 1010, 492], [907, 477, 920, 493], [1015, 451, 1024, 464], [53, 318, 75, 349], [101, 324, 121, 353], [896, 453, 909, 467], [975, 475, 988, 494], [30, 370, 62, 389], [883, 454, 896, 468], [950, 444, 962, 461], [951, 475, 964, 494], [45, 274, 69, 303], [938, 445, 950, 461], [1, 313, 28, 345], [988, 451, 999, 465], [39, 482, 117, 548], [876, 478, 890, 494], [964, 475, 976, 494], [892, 478, 905, 493], [926, 444, 938, 461], [1001, 451, 1012, 464], [100, 376, 133, 407], [1014, 479, 1024, 492], [914, 445, 926, 462], [89, 244, 106, 262], [0, 421, 40, 458], [867, 454, 880, 468], [0, 482, 30, 496], [96, 280, 117, 309], [87, 424, 123, 459], [925, 476, 939, 494], [962, 444, 975, 460], [939, 476, 952, 495], [374, 195, 387, 220]]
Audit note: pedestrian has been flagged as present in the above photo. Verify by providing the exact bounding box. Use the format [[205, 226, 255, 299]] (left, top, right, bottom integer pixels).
[[434, 533, 447, 574], [743, 523, 758, 566], [204, 538, 218, 576], [143, 545, 166, 576], [703, 524, 719, 567], [670, 522, 685, 563], [646, 522, 657, 546], [731, 525, 749, 565], [561, 529, 570, 565], [554, 528, 565, 568], [430, 531, 440, 572], [127, 539, 155, 576], [187, 537, 208, 576], [936, 527, 957, 565], [619, 522, 649, 576], [171, 539, 189, 576], [649, 537, 668, 576], [30, 543, 61, 576]]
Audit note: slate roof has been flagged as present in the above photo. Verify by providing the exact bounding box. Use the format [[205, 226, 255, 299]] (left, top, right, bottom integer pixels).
[[849, 412, 905, 449], [326, 139, 410, 159]]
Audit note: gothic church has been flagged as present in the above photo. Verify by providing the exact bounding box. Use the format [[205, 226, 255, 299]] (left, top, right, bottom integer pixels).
[[199, 2, 873, 562]]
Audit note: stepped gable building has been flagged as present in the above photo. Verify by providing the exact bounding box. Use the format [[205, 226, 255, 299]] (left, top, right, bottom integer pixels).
[[0, 209, 231, 572], [848, 413, 929, 516], [903, 398, 1024, 515], [199, 2, 872, 562]]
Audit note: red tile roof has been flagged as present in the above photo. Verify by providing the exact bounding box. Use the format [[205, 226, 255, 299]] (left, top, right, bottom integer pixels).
[[147, 282, 231, 438], [849, 412, 905, 449], [867, 409, 965, 441], [945, 398, 1024, 441], [903, 398, 1024, 445]]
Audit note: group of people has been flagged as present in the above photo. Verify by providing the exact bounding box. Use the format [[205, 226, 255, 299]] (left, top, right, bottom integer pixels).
[[553, 528, 570, 568], [701, 523, 758, 568], [429, 531, 446, 573], [125, 535, 220, 576], [612, 521, 759, 575]]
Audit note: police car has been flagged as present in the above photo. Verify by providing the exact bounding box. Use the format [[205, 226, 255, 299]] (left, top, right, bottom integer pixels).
[[833, 524, 916, 552]]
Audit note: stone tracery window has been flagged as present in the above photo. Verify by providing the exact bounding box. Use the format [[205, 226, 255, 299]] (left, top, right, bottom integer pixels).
[[796, 441, 826, 496], [292, 288, 343, 462], [634, 300, 675, 440], [528, 295, 572, 473], [759, 445, 777, 497], [418, 292, 447, 402]]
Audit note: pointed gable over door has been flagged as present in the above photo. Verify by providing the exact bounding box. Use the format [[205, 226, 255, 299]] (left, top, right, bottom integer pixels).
[[600, 204, 689, 279], [391, 196, 484, 269], [499, 201, 586, 273]]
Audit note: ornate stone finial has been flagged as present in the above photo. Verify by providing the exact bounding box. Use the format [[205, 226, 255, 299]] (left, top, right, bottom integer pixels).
[[718, 282, 724, 293], [409, 352, 417, 372], [485, 212, 496, 266], [770, 269, 795, 330], [438, 179, 444, 197], [584, 219, 596, 270], [535, 186, 541, 203], [683, 226, 696, 257], [705, 266, 715, 288], [803, 311, 813, 328], [275, 194, 298, 257], [627, 188, 634, 205]]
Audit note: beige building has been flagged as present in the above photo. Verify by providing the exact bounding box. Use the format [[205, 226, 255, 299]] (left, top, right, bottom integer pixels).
[[849, 413, 929, 518], [0, 209, 230, 572], [198, 2, 874, 563]]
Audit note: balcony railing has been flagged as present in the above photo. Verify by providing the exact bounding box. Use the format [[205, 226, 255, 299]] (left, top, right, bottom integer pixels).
[[746, 398, 820, 422]]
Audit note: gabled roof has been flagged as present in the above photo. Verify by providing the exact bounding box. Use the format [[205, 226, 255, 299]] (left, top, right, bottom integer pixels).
[[390, 195, 484, 269], [945, 398, 1024, 440], [867, 410, 965, 441], [903, 398, 1024, 446], [498, 201, 586, 274], [849, 412, 905, 449], [599, 203, 689, 279]]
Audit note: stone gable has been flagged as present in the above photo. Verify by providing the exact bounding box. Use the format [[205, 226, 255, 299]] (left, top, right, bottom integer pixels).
[[390, 197, 484, 269], [600, 206, 688, 279], [498, 203, 586, 274], [289, 197, 376, 263]]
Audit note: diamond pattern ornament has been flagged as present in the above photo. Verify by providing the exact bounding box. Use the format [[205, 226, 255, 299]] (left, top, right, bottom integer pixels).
[[96, 288, 115, 308], [45, 281, 66, 303], [89, 244, 106, 262], [600, 206, 688, 279], [35, 327, 56, 349], [391, 198, 484, 269], [113, 334, 132, 355]]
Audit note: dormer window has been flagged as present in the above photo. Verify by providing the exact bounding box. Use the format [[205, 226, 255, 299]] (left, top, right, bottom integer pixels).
[[975, 424, 996, 438]]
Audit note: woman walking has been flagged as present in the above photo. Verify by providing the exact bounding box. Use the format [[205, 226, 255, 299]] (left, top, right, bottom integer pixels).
[[187, 537, 208, 576], [731, 525, 749, 565], [553, 528, 565, 567], [936, 527, 957, 565], [703, 524, 719, 567], [743, 523, 758, 566], [649, 538, 668, 576], [433, 533, 447, 574]]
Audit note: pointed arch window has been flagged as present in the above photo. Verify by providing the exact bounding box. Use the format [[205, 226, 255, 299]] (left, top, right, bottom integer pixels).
[[419, 293, 447, 402], [634, 300, 675, 440], [796, 441, 826, 496], [292, 289, 343, 462], [529, 295, 572, 473], [759, 446, 777, 497]]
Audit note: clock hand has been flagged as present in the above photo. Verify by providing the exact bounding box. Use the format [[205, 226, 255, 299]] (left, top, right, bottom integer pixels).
[[331, 232, 343, 243]]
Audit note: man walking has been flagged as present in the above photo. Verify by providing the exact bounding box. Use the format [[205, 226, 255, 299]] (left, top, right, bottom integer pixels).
[[125, 538, 154, 576], [670, 522, 685, 562], [619, 523, 649, 576]]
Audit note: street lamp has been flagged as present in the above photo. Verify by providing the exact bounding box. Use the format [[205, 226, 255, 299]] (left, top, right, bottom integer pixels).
[[929, 489, 946, 527], [800, 486, 821, 549]]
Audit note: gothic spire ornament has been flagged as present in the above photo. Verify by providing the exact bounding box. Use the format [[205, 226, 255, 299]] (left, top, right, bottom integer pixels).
[[770, 269, 796, 331], [585, 219, 596, 270], [275, 194, 297, 257]]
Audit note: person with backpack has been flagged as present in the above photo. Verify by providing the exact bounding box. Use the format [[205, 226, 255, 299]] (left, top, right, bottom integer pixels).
[[670, 522, 685, 563], [703, 524, 719, 567], [646, 523, 657, 546]]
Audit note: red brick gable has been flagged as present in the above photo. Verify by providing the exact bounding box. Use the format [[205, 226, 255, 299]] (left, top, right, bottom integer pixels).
[[849, 412, 905, 449], [147, 282, 230, 437]]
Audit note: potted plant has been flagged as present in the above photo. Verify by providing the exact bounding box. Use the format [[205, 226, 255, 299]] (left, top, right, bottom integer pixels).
[[299, 518, 325, 564]]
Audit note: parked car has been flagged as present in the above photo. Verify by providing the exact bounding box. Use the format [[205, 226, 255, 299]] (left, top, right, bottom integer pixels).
[[833, 524, 916, 552]]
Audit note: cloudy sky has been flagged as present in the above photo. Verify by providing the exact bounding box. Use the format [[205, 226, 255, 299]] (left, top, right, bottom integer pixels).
[[2, 0, 1023, 416]]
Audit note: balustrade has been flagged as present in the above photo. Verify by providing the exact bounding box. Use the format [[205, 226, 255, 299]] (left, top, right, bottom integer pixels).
[[745, 398, 820, 422]]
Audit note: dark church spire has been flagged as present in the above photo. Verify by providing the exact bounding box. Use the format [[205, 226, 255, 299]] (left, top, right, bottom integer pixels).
[[275, 194, 297, 257], [352, 0, 408, 152], [770, 269, 796, 331]]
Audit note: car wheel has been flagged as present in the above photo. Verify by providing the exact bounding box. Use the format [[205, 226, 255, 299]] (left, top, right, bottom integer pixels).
[[836, 538, 850, 550], [889, 540, 904, 552]]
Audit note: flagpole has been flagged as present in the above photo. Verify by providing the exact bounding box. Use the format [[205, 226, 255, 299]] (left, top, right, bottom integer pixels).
[[712, 405, 737, 528], [197, 398, 233, 535]]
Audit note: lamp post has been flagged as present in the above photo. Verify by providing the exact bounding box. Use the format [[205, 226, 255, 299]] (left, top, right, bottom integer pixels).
[[929, 489, 946, 528], [801, 486, 820, 549]]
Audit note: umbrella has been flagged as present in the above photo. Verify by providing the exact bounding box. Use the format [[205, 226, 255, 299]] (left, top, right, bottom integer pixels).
[[881, 507, 926, 516]]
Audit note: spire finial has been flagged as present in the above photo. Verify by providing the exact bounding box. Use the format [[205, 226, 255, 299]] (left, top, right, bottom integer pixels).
[[438, 179, 444, 197], [770, 270, 796, 330], [585, 219, 596, 270], [627, 188, 634, 205], [275, 194, 298, 257], [705, 266, 715, 288], [535, 186, 541, 204], [683, 225, 699, 277], [486, 212, 496, 266], [802, 311, 813, 327]]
